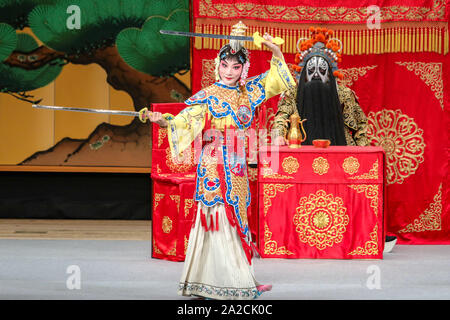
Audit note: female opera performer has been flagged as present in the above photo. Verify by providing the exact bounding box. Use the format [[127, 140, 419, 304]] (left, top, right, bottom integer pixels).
[[145, 27, 295, 300]]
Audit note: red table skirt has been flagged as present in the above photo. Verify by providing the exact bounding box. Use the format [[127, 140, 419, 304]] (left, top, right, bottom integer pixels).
[[151, 174, 196, 262], [258, 146, 386, 259]]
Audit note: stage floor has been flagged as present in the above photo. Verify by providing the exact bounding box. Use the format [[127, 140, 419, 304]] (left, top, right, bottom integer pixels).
[[0, 220, 449, 300]]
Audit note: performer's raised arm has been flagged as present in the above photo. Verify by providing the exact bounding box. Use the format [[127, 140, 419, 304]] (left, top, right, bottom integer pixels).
[[257, 34, 295, 101]]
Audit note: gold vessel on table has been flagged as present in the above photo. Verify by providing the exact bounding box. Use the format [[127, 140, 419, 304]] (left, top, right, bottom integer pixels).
[[286, 114, 307, 148]]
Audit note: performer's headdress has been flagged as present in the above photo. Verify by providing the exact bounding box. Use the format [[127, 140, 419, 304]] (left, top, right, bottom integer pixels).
[[214, 21, 250, 86], [293, 27, 343, 80]]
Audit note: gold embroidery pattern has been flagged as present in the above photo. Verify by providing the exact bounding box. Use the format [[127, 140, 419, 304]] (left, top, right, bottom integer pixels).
[[184, 235, 189, 255], [347, 184, 380, 217], [264, 222, 294, 256], [348, 225, 379, 256], [348, 159, 379, 180], [152, 238, 162, 254], [247, 167, 258, 182], [395, 62, 444, 110], [367, 109, 425, 185], [170, 195, 180, 213], [263, 184, 294, 216], [282, 156, 300, 174], [154, 193, 165, 210], [162, 216, 173, 234], [255, 105, 278, 146], [165, 147, 195, 173], [347, 184, 381, 255], [167, 240, 177, 256], [312, 157, 330, 175], [342, 156, 360, 175], [184, 199, 194, 218], [201, 58, 216, 88], [158, 128, 167, 148], [198, 0, 446, 22], [398, 184, 442, 233], [293, 190, 349, 250], [339, 66, 378, 88], [229, 170, 250, 226], [197, 144, 223, 203], [262, 163, 294, 180]]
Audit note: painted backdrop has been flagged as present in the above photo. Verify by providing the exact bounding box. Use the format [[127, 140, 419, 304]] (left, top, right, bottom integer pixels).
[[0, 0, 191, 166]]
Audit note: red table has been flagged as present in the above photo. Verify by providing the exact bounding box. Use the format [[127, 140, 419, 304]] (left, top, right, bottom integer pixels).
[[258, 146, 386, 259]]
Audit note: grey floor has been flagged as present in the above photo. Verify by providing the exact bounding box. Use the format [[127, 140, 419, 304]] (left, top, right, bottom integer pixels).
[[0, 239, 449, 300]]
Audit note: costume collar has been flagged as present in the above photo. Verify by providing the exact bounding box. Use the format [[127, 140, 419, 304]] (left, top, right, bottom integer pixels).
[[214, 82, 240, 91]]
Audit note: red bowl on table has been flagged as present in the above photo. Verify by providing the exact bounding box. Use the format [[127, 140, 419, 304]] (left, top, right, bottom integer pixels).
[[312, 139, 331, 148]]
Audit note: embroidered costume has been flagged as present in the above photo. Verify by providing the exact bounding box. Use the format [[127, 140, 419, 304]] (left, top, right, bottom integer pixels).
[[272, 83, 370, 146], [167, 28, 294, 299], [272, 26, 370, 147]]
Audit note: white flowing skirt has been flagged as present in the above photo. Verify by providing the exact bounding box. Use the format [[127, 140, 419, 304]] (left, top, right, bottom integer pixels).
[[177, 202, 260, 300]]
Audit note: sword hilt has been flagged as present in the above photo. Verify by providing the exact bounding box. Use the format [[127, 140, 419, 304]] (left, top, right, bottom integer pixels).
[[252, 31, 284, 49], [138, 107, 150, 123], [138, 107, 174, 124]]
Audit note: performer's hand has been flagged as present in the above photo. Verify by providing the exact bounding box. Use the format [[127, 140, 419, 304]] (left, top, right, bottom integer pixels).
[[148, 111, 168, 128], [262, 33, 283, 59], [272, 135, 287, 146]]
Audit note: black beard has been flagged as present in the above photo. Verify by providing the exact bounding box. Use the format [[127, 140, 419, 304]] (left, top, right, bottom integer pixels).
[[296, 79, 347, 146]]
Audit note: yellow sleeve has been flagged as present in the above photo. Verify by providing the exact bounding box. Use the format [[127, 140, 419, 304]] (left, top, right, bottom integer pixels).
[[167, 103, 206, 158], [263, 56, 296, 100]]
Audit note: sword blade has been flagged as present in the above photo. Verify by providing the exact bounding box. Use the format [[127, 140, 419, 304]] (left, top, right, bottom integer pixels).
[[32, 104, 139, 117], [160, 30, 253, 42]]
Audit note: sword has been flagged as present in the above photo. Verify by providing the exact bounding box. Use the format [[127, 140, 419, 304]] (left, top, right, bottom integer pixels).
[[32, 104, 171, 123], [160, 30, 284, 48]]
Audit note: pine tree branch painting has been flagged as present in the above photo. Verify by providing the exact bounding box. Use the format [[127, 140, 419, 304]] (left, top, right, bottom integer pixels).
[[0, 0, 191, 166]]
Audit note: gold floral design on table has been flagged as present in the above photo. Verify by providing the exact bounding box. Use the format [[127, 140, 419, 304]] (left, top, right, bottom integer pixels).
[[152, 238, 162, 254], [398, 184, 442, 233], [395, 62, 443, 110], [154, 193, 165, 210], [348, 225, 379, 256], [293, 190, 349, 250], [348, 159, 379, 180], [262, 163, 294, 180], [342, 156, 360, 175], [347, 184, 380, 217], [167, 240, 177, 256], [170, 195, 180, 213], [184, 235, 189, 255], [347, 184, 380, 256], [184, 199, 194, 218], [158, 128, 167, 148], [165, 147, 196, 173], [162, 216, 173, 234], [282, 156, 300, 174], [312, 157, 330, 175], [264, 222, 294, 256], [263, 184, 294, 217], [367, 109, 425, 185]]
